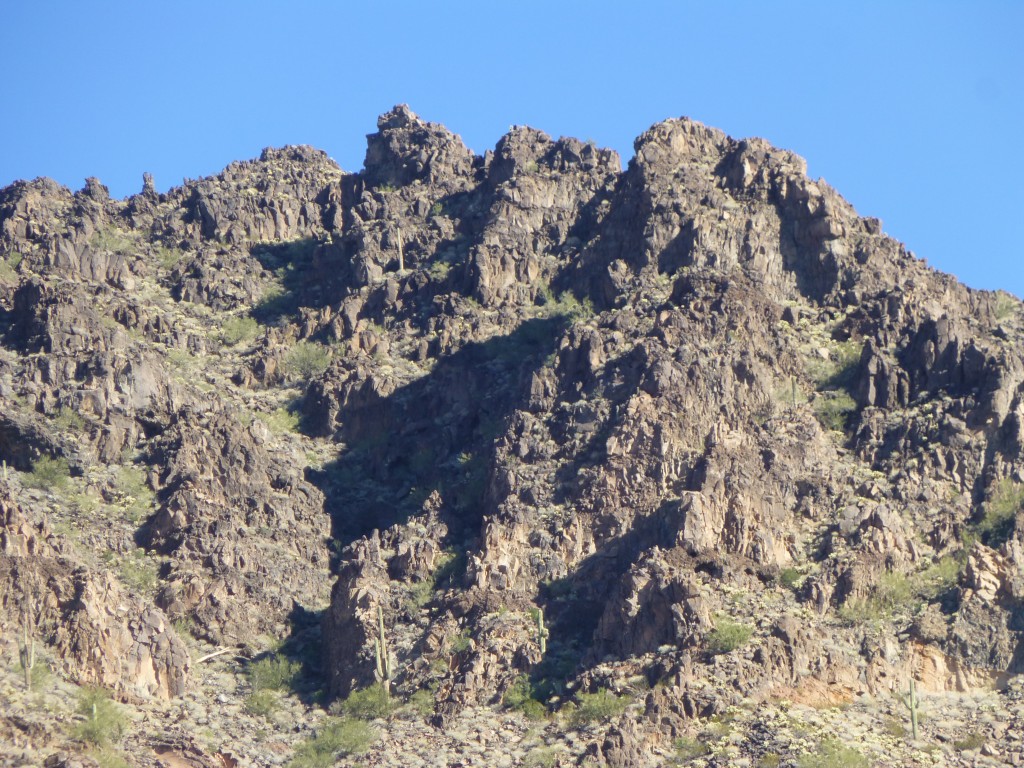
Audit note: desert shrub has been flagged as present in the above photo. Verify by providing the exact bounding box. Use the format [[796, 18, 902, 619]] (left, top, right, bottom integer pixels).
[[404, 687, 435, 718], [673, 737, 711, 761], [993, 290, 1018, 321], [953, 733, 986, 751], [0, 252, 23, 283], [154, 245, 184, 270], [248, 655, 301, 692], [283, 341, 331, 380], [115, 465, 155, 522], [838, 571, 916, 624], [523, 747, 560, 767], [977, 478, 1023, 547], [779, 567, 803, 590], [806, 340, 862, 390], [503, 674, 548, 720], [570, 688, 628, 726], [796, 738, 868, 768], [288, 717, 375, 767], [245, 690, 279, 718], [758, 753, 782, 768], [118, 550, 158, 593], [24, 455, 71, 492], [220, 316, 260, 346], [813, 391, 857, 433], [52, 407, 86, 432], [74, 687, 126, 746], [336, 683, 392, 720], [705, 617, 753, 655], [257, 407, 302, 434]]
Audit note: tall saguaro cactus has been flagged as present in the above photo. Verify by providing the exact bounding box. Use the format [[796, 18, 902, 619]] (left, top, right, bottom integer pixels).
[[536, 607, 549, 656], [903, 679, 920, 740], [373, 605, 394, 699]]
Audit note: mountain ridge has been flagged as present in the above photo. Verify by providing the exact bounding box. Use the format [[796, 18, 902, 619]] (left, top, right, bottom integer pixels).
[[1, 105, 1023, 767]]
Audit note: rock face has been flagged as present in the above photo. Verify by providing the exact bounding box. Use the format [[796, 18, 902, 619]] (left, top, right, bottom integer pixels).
[[1, 105, 1023, 767]]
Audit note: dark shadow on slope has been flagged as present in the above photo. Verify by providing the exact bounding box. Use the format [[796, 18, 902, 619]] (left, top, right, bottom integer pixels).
[[529, 499, 683, 702], [245, 604, 328, 707], [250, 237, 327, 324], [308, 315, 571, 554]]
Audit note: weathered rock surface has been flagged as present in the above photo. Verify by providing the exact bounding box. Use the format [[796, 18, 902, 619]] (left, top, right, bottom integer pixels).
[[0, 105, 1022, 767]]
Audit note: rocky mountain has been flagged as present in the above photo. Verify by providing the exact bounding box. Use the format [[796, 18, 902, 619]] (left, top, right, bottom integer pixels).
[[1, 105, 1023, 768]]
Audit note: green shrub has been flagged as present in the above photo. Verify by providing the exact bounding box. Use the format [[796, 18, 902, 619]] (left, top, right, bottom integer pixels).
[[796, 738, 868, 768], [673, 737, 710, 761], [993, 290, 1018, 321], [257, 407, 302, 434], [288, 717, 375, 767], [779, 567, 803, 590], [806, 340, 862, 391], [52, 407, 86, 432], [977, 478, 1023, 547], [115, 465, 155, 522], [118, 550, 158, 593], [283, 341, 331, 380], [220, 316, 260, 346], [245, 690, 279, 718], [24, 455, 71, 492], [337, 683, 392, 720], [248, 655, 301, 692], [705, 617, 753, 655], [953, 733, 986, 751], [405, 688, 435, 718], [74, 687, 126, 746], [503, 674, 548, 720], [523, 747, 560, 767], [0, 252, 23, 283], [838, 571, 916, 624], [154, 245, 184, 270], [813, 391, 857, 433], [570, 688, 628, 726]]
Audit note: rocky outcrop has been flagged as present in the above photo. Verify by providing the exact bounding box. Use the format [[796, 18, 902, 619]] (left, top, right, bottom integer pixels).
[[0, 489, 188, 699], [0, 106, 1022, 768]]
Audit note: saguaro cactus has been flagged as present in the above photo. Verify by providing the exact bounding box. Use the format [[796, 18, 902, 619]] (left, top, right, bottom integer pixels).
[[903, 678, 920, 740], [373, 605, 394, 698], [19, 612, 35, 690], [536, 607, 549, 656]]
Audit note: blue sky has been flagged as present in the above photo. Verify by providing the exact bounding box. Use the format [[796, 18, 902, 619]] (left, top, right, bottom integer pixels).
[[2, 1, 1021, 297]]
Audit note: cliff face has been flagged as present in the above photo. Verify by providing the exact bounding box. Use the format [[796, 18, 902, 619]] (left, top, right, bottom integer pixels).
[[1, 106, 1023, 767]]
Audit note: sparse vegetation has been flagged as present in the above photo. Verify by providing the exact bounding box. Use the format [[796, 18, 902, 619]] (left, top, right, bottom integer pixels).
[[953, 733, 986, 751], [336, 683, 392, 720], [797, 738, 869, 768], [672, 737, 710, 762], [283, 341, 331, 381], [114, 465, 155, 522], [257, 406, 302, 434], [24, 455, 71, 492], [51, 407, 86, 433], [993, 290, 1019, 321], [976, 478, 1023, 547], [248, 655, 301, 693], [779, 567, 803, 590], [0, 251, 23, 283], [245, 690, 279, 718], [220, 316, 260, 346], [74, 687, 126, 746], [118, 549, 159, 593], [503, 674, 548, 720], [813, 390, 857, 433], [287, 717, 375, 767], [705, 617, 753, 655], [570, 688, 628, 726]]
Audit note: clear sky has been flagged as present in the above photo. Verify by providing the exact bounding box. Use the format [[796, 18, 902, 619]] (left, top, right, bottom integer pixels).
[[2, 1, 1021, 297]]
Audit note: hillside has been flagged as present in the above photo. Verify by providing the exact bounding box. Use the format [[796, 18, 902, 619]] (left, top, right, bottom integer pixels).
[[1, 105, 1023, 767]]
